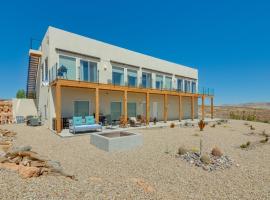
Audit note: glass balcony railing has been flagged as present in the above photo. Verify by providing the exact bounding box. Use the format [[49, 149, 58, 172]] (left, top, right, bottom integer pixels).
[[49, 64, 214, 96]]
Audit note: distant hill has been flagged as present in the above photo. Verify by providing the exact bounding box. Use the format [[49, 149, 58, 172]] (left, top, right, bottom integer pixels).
[[200, 102, 270, 123], [222, 102, 270, 110]]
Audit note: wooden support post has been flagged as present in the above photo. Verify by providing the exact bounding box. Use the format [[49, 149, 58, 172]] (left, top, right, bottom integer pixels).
[[179, 95, 182, 121], [191, 96, 194, 121], [55, 84, 62, 134], [211, 97, 214, 119], [164, 94, 168, 123], [123, 90, 128, 123], [201, 96, 205, 120], [146, 92, 150, 124], [95, 88, 99, 123]]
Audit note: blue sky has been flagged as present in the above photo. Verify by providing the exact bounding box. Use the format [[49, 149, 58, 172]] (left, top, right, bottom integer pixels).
[[0, 0, 269, 105]]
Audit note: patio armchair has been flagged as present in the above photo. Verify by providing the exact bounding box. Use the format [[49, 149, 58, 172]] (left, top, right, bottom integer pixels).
[[69, 116, 102, 134]]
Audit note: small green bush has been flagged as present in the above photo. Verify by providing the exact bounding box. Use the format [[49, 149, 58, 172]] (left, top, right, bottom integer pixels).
[[260, 137, 269, 144], [178, 147, 188, 155], [240, 141, 250, 149], [200, 154, 211, 165]]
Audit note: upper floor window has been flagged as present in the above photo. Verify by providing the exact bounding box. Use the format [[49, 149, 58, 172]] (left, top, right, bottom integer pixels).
[[142, 72, 152, 88], [156, 75, 163, 89], [165, 76, 172, 90], [80, 60, 97, 82], [184, 80, 191, 93], [177, 78, 183, 91], [112, 66, 124, 85], [127, 69, 137, 87], [59, 55, 76, 80], [191, 81, 197, 93]]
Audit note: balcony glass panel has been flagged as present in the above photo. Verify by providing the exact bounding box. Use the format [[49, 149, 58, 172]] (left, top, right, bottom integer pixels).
[[112, 66, 124, 85], [191, 81, 197, 93], [156, 75, 163, 89], [59, 55, 76, 80], [127, 69, 137, 87], [165, 77, 172, 90], [142, 72, 151, 88], [184, 80, 191, 92], [177, 79, 183, 91]]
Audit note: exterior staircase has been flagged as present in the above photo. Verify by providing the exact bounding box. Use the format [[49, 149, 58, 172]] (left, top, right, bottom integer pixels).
[[26, 49, 42, 99]]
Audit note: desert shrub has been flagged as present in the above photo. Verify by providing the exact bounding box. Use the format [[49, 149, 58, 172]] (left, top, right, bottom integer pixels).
[[170, 123, 175, 128], [210, 124, 216, 128], [198, 120, 206, 131], [200, 154, 211, 165], [250, 125, 255, 130], [211, 147, 223, 157], [178, 147, 188, 155], [260, 137, 269, 144], [261, 130, 269, 137], [217, 121, 222, 125], [153, 117, 157, 125], [190, 147, 199, 153], [240, 141, 250, 149], [240, 144, 247, 149], [244, 122, 249, 126]]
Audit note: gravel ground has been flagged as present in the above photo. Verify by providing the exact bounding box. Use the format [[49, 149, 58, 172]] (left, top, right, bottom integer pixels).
[[0, 120, 270, 200]]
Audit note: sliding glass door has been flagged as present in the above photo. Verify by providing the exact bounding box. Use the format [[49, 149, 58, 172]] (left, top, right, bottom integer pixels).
[[74, 101, 89, 117], [80, 60, 97, 82], [111, 102, 122, 121]]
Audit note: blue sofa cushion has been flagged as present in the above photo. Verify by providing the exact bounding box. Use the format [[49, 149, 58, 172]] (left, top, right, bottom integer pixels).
[[73, 116, 82, 126], [85, 116, 95, 125]]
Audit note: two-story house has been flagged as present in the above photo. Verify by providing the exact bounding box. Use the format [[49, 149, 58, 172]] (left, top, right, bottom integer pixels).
[[26, 27, 214, 134]]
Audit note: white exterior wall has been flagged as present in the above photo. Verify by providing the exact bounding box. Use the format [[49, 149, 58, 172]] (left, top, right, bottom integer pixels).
[[35, 26, 199, 130]]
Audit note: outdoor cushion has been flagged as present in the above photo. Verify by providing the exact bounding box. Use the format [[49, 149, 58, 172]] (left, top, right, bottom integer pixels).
[[73, 116, 82, 126], [85, 116, 95, 125]]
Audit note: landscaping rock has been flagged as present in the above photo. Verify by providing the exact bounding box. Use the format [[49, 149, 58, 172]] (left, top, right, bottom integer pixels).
[[18, 166, 41, 178], [179, 151, 233, 172], [211, 147, 223, 157]]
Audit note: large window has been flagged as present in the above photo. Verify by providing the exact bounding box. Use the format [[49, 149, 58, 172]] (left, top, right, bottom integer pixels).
[[191, 81, 197, 93], [112, 66, 124, 85], [127, 69, 137, 87], [156, 75, 163, 89], [128, 102, 136, 118], [184, 80, 191, 93], [177, 78, 183, 91], [165, 76, 172, 90], [142, 72, 152, 88], [80, 60, 97, 82], [111, 102, 122, 121], [74, 101, 89, 117], [59, 55, 76, 80]]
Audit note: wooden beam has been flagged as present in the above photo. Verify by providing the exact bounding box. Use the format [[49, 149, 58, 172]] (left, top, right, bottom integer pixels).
[[55, 84, 62, 134], [211, 97, 214, 119], [146, 92, 150, 124], [95, 88, 99, 123], [201, 96, 205, 120], [191, 96, 194, 121], [164, 94, 168, 123], [123, 90, 128, 123], [179, 95, 182, 121]]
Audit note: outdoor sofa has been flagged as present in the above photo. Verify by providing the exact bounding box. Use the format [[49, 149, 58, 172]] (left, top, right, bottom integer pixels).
[[69, 116, 102, 134]]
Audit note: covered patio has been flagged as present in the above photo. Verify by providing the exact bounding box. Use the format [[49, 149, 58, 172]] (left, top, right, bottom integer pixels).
[[51, 79, 214, 134]]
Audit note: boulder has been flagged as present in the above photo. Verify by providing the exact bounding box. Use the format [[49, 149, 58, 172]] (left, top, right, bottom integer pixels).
[[18, 166, 41, 178]]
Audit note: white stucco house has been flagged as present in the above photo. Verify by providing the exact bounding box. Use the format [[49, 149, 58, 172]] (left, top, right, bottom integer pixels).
[[26, 26, 214, 133]]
